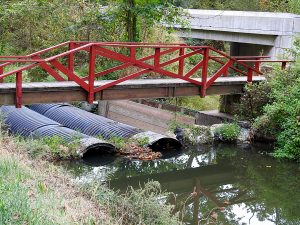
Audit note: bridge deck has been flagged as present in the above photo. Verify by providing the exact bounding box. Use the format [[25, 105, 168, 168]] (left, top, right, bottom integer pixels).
[[0, 76, 265, 105]]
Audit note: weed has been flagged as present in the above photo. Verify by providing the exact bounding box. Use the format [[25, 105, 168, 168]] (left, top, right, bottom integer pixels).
[[132, 137, 150, 147], [108, 136, 127, 150], [214, 123, 240, 142], [15, 135, 81, 160], [85, 181, 181, 225]]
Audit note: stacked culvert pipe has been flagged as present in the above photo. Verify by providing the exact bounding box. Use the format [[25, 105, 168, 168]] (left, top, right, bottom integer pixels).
[[0, 106, 115, 157], [28, 103, 182, 150]]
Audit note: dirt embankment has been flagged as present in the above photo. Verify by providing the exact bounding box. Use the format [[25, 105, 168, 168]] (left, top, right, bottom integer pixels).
[[0, 132, 111, 224]]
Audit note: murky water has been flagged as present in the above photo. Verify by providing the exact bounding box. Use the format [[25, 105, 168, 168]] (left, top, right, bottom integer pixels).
[[64, 143, 300, 225]]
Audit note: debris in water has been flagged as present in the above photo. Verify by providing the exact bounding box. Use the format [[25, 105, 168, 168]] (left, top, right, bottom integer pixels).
[[118, 143, 162, 160]]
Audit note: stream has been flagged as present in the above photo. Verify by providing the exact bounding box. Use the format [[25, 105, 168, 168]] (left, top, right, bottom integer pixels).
[[63, 143, 300, 225]]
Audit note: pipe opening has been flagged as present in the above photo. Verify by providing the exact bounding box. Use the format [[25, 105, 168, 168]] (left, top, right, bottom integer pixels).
[[149, 137, 182, 151], [82, 153, 116, 167], [131, 131, 182, 151], [83, 144, 116, 158]]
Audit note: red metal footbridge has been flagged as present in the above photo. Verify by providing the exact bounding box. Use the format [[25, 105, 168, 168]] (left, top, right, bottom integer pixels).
[[0, 41, 291, 107]]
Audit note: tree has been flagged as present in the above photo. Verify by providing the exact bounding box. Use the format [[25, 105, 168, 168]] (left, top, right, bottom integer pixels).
[[106, 0, 187, 42]]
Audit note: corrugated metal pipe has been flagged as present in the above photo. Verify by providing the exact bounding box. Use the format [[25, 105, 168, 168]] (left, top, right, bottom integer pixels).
[[28, 103, 182, 150], [0, 106, 116, 157]]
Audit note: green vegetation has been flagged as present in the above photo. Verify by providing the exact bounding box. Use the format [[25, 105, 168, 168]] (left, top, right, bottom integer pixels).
[[233, 81, 273, 122], [235, 39, 300, 160], [85, 181, 181, 225], [168, 120, 213, 144], [15, 135, 81, 160], [166, 95, 220, 111], [214, 123, 240, 142], [0, 135, 106, 224], [253, 67, 300, 160], [0, 159, 53, 224], [0, 122, 182, 224], [98, 135, 149, 149], [0, 0, 185, 56]]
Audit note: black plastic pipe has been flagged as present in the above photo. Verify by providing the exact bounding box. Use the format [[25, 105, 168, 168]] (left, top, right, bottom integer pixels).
[[28, 103, 182, 150], [0, 106, 115, 157]]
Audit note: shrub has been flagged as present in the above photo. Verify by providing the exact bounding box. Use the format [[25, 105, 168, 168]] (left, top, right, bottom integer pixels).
[[253, 59, 300, 160], [215, 123, 240, 142], [255, 71, 300, 160], [234, 80, 273, 122], [87, 181, 181, 225]]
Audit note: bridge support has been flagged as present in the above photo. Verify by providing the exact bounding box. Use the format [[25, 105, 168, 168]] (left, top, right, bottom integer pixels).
[[230, 42, 273, 58], [98, 100, 110, 117], [219, 94, 241, 115]]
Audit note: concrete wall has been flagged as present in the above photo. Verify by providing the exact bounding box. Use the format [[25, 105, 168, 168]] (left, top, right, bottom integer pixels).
[[98, 100, 195, 134], [175, 9, 300, 58]]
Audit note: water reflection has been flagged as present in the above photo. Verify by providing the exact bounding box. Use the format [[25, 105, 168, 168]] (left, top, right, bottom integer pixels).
[[64, 143, 300, 225]]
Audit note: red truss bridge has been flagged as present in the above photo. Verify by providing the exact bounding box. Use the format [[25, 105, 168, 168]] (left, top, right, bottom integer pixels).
[[0, 41, 292, 107]]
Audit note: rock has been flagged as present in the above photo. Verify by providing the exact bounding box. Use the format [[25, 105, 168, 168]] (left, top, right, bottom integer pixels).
[[183, 125, 213, 145], [210, 124, 224, 141], [174, 127, 185, 143], [196, 133, 213, 144], [238, 121, 251, 129], [165, 131, 176, 139], [210, 123, 251, 144], [80, 102, 96, 112], [237, 128, 251, 144]]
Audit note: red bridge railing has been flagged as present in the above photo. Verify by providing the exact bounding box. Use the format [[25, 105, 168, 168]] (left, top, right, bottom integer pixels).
[[0, 41, 293, 108]]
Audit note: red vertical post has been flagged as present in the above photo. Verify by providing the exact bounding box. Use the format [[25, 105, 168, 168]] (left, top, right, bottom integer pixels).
[[68, 42, 74, 81], [200, 48, 209, 98], [0, 66, 3, 83], [247, 68, 253, 83], [254, 59, 261, 75], [178, 48, 184, 76], [16, 71, 22, 108], [154, 48, 160, 68], [88, 45, 96, 104]]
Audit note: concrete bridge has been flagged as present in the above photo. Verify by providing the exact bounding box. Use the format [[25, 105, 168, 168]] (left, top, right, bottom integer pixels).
[[175, 10, 300, 58]]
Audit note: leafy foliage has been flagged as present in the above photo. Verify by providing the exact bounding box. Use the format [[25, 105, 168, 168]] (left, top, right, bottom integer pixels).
[[235, 81, 273, 122], [247, 35, 300, 160], [0, 0, 186, 56], [214, 123, 240, 142], [254, 68, 300, 160]]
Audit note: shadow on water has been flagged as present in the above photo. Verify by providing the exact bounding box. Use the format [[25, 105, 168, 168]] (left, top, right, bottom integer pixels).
[[63, 143, 300, 225], [82, 153, 116, 167]]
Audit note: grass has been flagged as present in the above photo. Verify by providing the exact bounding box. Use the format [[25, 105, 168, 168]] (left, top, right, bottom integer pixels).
[[167, 96, 220, 111], [0, 132, 107, 224], [0, 121, 182, 224], [214, 123, 241, 142], [84, 181, 182, 225], [14, 135, 81, 161]]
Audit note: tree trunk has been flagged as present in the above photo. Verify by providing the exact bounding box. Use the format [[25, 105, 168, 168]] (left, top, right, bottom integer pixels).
[[126, 0, 137, 42]]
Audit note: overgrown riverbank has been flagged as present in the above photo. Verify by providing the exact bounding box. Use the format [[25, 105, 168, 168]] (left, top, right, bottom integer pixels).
[[0, 131, 108, 224], [233, 54, 300, 161], [0, 126, 182, 224]]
